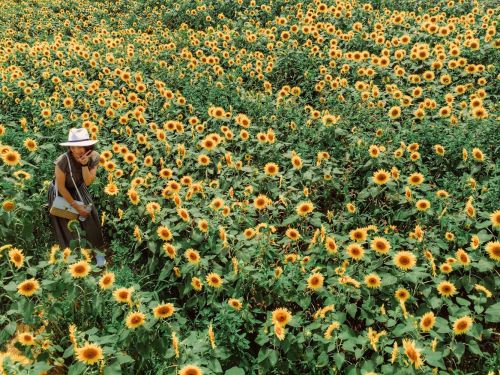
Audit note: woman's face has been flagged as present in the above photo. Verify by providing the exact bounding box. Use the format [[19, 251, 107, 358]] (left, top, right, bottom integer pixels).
[[69, 146, 87, 159]]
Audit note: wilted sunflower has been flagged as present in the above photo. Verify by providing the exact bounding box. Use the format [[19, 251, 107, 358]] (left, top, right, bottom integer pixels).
[[402, 339, 423, 369], [272, 307, 292, 327], [125, 311, 146, 329], [206, 272, 223, 288], [453, 315, 473, 335], [153, 303, 175, 319], [76, 343, 104, 365]]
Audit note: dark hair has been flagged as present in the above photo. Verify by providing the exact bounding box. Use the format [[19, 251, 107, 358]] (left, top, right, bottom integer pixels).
[[67, 145, 95, 152]]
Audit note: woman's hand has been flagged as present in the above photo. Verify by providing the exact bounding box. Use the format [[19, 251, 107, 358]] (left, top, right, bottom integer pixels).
[[77, 150, 92, 165], [75, 204, 90, 217]]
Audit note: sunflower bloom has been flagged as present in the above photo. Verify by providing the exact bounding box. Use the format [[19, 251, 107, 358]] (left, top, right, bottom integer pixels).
[[453, 316, 473, 335], [76, 343, 104, 365]]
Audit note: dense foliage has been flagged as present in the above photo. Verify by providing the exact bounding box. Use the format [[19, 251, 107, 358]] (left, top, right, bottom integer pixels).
[[0, 0, 499, 374]]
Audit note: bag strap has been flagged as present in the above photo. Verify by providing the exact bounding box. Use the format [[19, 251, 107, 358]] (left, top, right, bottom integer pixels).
[[64, 153, 85, 203]]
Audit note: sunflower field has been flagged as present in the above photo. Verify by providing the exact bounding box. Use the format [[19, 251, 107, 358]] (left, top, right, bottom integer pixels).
[[0, 0, 499, 373]]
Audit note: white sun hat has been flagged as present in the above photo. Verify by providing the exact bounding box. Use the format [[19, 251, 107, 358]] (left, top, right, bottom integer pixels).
[[59, 128, 98, 147]]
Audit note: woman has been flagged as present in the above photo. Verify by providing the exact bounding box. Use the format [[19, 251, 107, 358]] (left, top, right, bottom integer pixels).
[[47, 128, 107, 265]]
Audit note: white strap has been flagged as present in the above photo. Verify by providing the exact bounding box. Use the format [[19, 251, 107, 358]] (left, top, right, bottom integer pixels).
[[64, 153, 85, 203]]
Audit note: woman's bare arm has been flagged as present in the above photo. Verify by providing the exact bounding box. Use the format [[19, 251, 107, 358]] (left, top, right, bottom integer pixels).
[[82, 151, 99, 186]]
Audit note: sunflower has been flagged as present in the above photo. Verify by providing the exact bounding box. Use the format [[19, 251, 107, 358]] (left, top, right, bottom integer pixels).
[[291, 155, 303, 169], [2, 150, 21, 166], [274, 324, 286, 341], [9, 248, 24, 268], [455, 249, 470, 266], [98, 272, 115, 290], [394, 288, 410, 302], [296, 201, 314, 216], [210, 198, 224, 211], [437, 281, 457, 297], [453, 316, 473, 335], [264, 162, 279, 176], [206, 272, 223, 288], [490, 210, 500, 227], [17, 278, 40, 297], [434, 144, 445, 156], [370, 237, 391, 254], [388, 106, 401, 119], [254, 194, 270, 210], [324, 237, 337, 253], [471, 148, 484, 161], [349, 228, 367, 242], [198, 219, 209, 233], [416, 311, 435, 333], [402, 339, 423, 369], [307, 273, 324, 290], [179, 364, 203, 375], [228, 298, 243, 311], [394, 251, 417, 270], [157, 225, 173, 241], [113, 287, 133, 304], [346, 243, 365, 260], [69, 261, 91, 278], [163, 243, 177, 259], [184, 248, 201, 264], [440, 263, 453, 274], [23, 138, 38, 152], [191, 277, 203, 291], [364, 273, 382, 288], [125, 311, 146, 329], [76, 343, 104, 365], [485, 241, 500, 261], [372, 169, 390, 185], [272, 307, 292, 327], [415, 199, 430, 211], [153, 303, 175, 319], [197, 154, 211, 166], [407, 172, 424, 186], [104, 182, 119, 196], [346, 203, 356, 213], [285, 228, 301, 241], [243, 228, 256, 239], [17, 332, 35, 346]]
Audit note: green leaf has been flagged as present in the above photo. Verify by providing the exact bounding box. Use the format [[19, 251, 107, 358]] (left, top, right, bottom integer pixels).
[[425, 351, 446, 370], [453, 342, 465, 360], [485, 302, 500, 323], [333, 352, 345, 369], [104, 361, 122, 375], [116, 353, 134, 364], [468, 341, 482, 356], [268, 349, 278, 366], [225, 367, 245, 375], [346, 304, 357, 318], [68, 362, 86, 375], [316, 351, 329, 367]]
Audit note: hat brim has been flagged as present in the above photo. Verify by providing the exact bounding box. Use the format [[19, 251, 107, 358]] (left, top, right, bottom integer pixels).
[[59, 140, 98, 147]]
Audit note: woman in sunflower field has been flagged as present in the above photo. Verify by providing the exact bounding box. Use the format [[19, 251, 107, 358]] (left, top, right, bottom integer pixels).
[[47, 128, 107, 266]]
